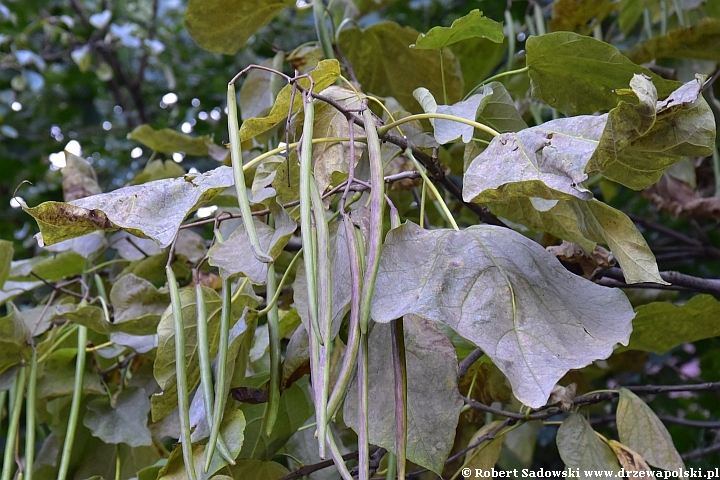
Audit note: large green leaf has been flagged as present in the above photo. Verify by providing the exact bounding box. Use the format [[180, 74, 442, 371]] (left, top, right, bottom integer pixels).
[[623, 295, 720, 353], [370, 222, 635, 407], [344, 315, 463, 474], [411, 9, 504, 50], [239, 59, 340, 142], [338, 22, 464, 110], [627, 18, 720, 63], [557, 413, 621, 473], [184, 0, 294, 55], [37, 348, 106, 398], [109, 274, 170, 335], [23, 166, 234, 248], [587, 74, 715, 189], [127, 125, 215, 156], [84, 387, 152, 447], [526, 32, 680, 115], [489, 198, 664, 284], [617, 389, 686, 472], [30, 251, 87, 282]]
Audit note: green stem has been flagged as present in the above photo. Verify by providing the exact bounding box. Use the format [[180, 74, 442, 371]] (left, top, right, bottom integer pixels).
[[228, 83, 273, 263], [533, 2, 546, 36], [391, 319, 407, 479], [57, 325, 87, 480], [405, 149, 459, 231], [439, 50, 448, 104], [385, 453, 396, 480], [504, 9, 516, 72], [378, 113, 499, 138], [672, 0, 685, 27], [256, 250, 303, 317], [24, 352, 38, 480], [265, 219, 281, 437], [357, 332, 370, 480], [166, 267, 198, 480], [313, 0, 335, 60], [1, 368, 26, 480]]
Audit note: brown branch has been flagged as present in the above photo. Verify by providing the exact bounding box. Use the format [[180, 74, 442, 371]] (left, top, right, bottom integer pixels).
[[598, 266, 720, 298], [457, 348, 484, 379], [682, 442, 720, 461], [277, 448, 379, 480]]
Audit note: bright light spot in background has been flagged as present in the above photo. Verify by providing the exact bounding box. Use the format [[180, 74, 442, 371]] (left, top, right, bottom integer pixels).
[[181, 122, 192, 133], [211, 107, 222, 120], [188, 167, 199, 174], [10, 196, 24, 208], [113, 105, 123, 114], [49, 151, 66, 169], [296, 0, 311, 7], [102, 121, 112, 130], [162, 92, 178, 105], [11, 102, 22, 111], [131, 147, 143, 158], [65, 140, 81, 156], [191, 98, 200, 107], [196, 205, 217, 218], [172, 152, 185, 163], [198, 111, 208, 121]]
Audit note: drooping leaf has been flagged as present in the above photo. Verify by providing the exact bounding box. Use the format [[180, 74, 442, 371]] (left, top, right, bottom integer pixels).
[[208, 203, 296, 284], [157, 409, 245, 479], [464, 421, 506, 471], [463, 115, 604, 203], [627, 18, 720, 63], [587, 74, 715, 190], [84, 387, 153, 447], [371, 222, 635, 407], [55, 303, 110, 334], [623, 295, 720, 354], [473, 81, 528, 143], [311, 86, 367, 194], [413, 87, 484, 144], [109, 273, 170, 335], [184, 0, 294, 55], [0, 240, 13, 291], [344, 315, 464, 474], [61, 152, 102, 201], [488, 198, 664, 284], [24, 166, 234, 248], [251, 153, 300, 206], [31, 251, 87, 282], [227, 460, 289, 479], [526, 32, 680, 115], [617, 389, 686, 472], [607, 440, 655, 475], [0, 305, 32, 376], [338, 22, 464, 110], [127, 124, 214, 156], [240, 60, 275, 121], [412, 9, 504, 50], [550, 0, 618, 35], [557, 413, 621, 472], [239, 59, 340, 142]]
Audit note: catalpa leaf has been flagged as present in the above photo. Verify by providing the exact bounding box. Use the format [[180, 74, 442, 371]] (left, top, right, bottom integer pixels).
[[411, 9, 504, 49], [622, 295, 720, 354], [109, 274, 170, 335], [62, 151, 102, 201], [489, 198, 665, 284], [473, 82, 527, 143], [370, 222, 635, 407], [240, 60, 275, 121], [526, 32, 680, 115], [0, 305, 32, 376], [0, 240, 14, 291], [617, 389, 686, 472], [607, 440, 655, 475], [84, 387, 152, 447], [127, 124, 214, 156], [239, 59, 340, 142], [627, 18, 720, 63], [184, 0, 294, 55], [587, 74, 715, 189], [557, 414, 621, 472], [23, 166, 234, 248], [338, 22, 464, 110], [463, 115, 604, 203], [550, 0, 618, 35], [413, 87, 484, 144], [344, 315, 463, 474]]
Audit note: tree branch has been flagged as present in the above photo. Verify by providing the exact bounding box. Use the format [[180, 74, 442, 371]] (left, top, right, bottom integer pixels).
[[598, 266, 720, 298]]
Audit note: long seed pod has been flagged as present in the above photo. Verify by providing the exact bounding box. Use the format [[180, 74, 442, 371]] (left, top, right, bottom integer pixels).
[[227, 83, 272, 264], [24, 351, 38, 480], [357, 331, 370, 480], [358, 107, 385, 334], [1, 367, 26, 480], [206, 275, 232, 472], [265, 218, 281, 436], [166, 266, 198, 480], [57, 325, 87, 480], [391, 318, 407, 479], [195, 283, 234, 468]]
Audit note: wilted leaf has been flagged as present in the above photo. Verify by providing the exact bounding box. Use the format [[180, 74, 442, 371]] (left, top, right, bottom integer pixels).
[[184, 0, 294, 55], [24, 166, 234, 248], [208, 203, 295, 284], [644, 173, 720, 220], [550, 0, 618, 35], [623, 295, 720, 354], [338, 22, 464, 110], [547, 241, 615, 279], [557, 413, 621, 472], [526, 32, 680, 115], [489, 198, 665, 284], [607, 440, 655, 477], [62, 152, 102, 201], [412, 9, 503, 50], [371, 222, 635, 407], [109, 274, 170, 334], [84, 387, 152, 447], [587, 74, 715, 189], [464, 421, 506, 472], [627, 18, 720, 63], [239, 59, 340, 142], [127, 124, 214, 156], [413, 87, 484, 144], [345, 315, 463, 474], [0, 240, 13, 290], [617, 389, 686, 472]]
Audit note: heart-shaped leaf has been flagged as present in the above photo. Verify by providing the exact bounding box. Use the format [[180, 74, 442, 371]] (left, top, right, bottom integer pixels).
[[411, 9, 504, 50]]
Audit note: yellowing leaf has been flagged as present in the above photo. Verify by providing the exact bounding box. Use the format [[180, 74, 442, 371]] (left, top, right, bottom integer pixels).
[[412, 9, 504, 50], [557, 413, 621, 471], [239, 59, 340, 142], [184, 0, 294, 55], [62, 152, 102, 201], [627, 18, 720, 63], [127, 124, 214, 156], [464, 421, 506, 471], [617, 389, 686, 472], [607, 439, 655, 478], [550, 0, 618, 35]]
